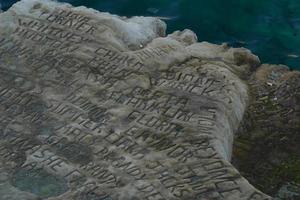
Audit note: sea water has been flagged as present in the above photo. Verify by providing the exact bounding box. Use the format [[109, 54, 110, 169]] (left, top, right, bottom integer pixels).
[[1, 0, 300, 70]]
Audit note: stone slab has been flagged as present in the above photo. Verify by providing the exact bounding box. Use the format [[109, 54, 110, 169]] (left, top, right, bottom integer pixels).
[[0, 0, 271, 199]]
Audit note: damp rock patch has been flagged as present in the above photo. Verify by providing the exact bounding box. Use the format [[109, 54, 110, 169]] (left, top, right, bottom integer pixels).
[[12, 169, 68, 198]]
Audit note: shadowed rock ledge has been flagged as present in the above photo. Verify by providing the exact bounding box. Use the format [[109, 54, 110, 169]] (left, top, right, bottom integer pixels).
[[233, 64, 300, 199], [0, 0, 298, 199]]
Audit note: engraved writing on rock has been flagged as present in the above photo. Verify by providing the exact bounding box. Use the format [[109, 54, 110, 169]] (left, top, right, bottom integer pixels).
[[0, 0, 272, 200]]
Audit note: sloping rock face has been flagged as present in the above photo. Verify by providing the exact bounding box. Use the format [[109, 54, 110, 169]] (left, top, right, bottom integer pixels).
[[233, 65, 300, 198], [0, 0, 282, 199]]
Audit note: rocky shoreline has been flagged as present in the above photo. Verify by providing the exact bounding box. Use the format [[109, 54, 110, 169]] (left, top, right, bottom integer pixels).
[[233, 64, 300, 199], [0, 0, 298, 199]]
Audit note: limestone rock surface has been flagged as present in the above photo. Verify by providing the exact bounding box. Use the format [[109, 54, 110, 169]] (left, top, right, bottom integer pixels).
[[0, 0, 297, 199]]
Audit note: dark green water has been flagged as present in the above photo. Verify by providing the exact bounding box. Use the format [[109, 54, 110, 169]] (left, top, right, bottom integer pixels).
[[1, 0, 300, 70]]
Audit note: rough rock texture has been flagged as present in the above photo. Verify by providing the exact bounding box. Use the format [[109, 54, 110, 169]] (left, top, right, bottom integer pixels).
[[232, 64, 300, 198], [0, 0, 298, 199]]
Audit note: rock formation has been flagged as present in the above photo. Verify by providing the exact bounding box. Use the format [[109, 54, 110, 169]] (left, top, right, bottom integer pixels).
[[0, 0, 298, 199], [233, 64, 300, 199]]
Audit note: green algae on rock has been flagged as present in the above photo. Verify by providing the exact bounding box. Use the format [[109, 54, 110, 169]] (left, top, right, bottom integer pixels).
[[12, 169, 69, 198], [233, 64, 300, 198]]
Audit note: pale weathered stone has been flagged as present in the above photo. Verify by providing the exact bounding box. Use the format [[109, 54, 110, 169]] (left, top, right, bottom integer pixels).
[[0, 0, 275, 199]]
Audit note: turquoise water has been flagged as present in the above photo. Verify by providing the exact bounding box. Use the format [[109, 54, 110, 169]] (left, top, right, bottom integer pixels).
[[1, 0, 300, 70]]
